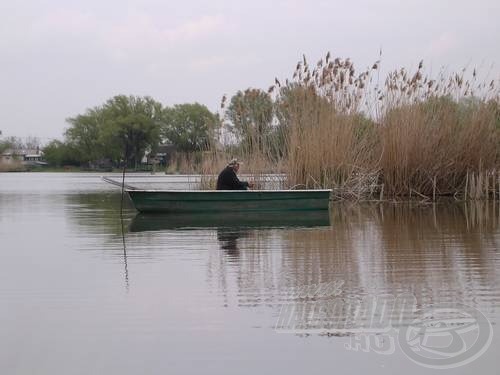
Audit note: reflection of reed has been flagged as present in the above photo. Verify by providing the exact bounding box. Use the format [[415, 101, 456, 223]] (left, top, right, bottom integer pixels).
[[207, 229, 285, 307], [64, 192, 500, 331], [208, 201, 500, 331]]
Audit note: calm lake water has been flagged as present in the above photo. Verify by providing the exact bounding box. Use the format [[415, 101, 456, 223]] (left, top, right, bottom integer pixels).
[[1, 173, 499, 374]]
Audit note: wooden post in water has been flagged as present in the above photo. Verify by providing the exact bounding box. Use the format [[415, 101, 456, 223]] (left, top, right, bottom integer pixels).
[[120, 142, 129, 215], [120, 142, 129, 291]]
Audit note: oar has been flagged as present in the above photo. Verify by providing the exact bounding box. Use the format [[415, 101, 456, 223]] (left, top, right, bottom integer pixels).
[[101, 176, 138, 190]]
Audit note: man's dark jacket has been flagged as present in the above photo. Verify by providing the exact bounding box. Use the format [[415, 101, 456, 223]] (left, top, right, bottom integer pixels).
[[216, 166, 249, 190]]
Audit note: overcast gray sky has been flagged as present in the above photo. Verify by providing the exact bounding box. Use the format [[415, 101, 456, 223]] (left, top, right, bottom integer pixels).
[[1, 0, 499, 141]]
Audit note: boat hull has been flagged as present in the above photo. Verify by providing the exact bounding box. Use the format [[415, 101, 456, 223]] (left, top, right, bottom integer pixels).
[[127, 190, 331, 213]]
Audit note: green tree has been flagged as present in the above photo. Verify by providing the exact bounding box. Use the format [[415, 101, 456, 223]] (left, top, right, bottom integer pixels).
[[62, 95, 164, 168], [161, 103, 218, 152], [225, 89, 274, 153], [0, 139, 14, 154], [42, 140, 81, 167], [99, 95, 163, 168], [65, 108, 104, 166], [0, 136, 23, 153]]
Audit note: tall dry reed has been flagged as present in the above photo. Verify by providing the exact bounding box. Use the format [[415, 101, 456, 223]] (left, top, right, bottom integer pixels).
[[264, 53, 500, 200], [0, 160, 26, 172]]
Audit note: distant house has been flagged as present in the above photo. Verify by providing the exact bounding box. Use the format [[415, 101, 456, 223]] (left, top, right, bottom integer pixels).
[[143, 144, 177, 167], [0, 148, 47, 166]]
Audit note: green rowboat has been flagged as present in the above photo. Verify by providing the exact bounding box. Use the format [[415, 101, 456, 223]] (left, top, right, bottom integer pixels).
[[127, 189, 331, 213]]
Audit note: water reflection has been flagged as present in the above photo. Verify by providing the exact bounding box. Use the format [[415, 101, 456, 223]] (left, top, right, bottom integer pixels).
[[62, 192, 135, 290], [128, 210, 331, 231], [62, 193, 500, 332], [3, 174, 500, 373], [120, 215, 130, 291], [64, 192, 136, 235], [204, 201, 500, 331], [217, 228, 245, 257]]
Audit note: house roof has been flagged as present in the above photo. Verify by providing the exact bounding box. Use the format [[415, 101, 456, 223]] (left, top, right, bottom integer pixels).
[[1, 148, 42, 156]]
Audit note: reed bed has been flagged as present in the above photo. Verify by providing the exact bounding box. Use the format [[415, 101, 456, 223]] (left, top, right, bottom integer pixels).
[[217, 53, 500, 200], [0, 161, 26, 172]]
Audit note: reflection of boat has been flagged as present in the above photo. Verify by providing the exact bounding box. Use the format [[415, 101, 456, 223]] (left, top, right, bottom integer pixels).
[[127, 190, 331, 213], [129, 211, 330, 232]]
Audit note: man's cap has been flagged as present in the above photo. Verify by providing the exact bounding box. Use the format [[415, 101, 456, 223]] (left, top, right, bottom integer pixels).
[[228, 158, 242, 166]]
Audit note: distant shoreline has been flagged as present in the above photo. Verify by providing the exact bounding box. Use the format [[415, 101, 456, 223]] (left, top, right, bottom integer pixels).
[[0, 166, 193, 174]]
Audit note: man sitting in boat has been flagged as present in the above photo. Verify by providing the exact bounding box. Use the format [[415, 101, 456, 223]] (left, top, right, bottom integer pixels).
[[216, 159, 253, 190]]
